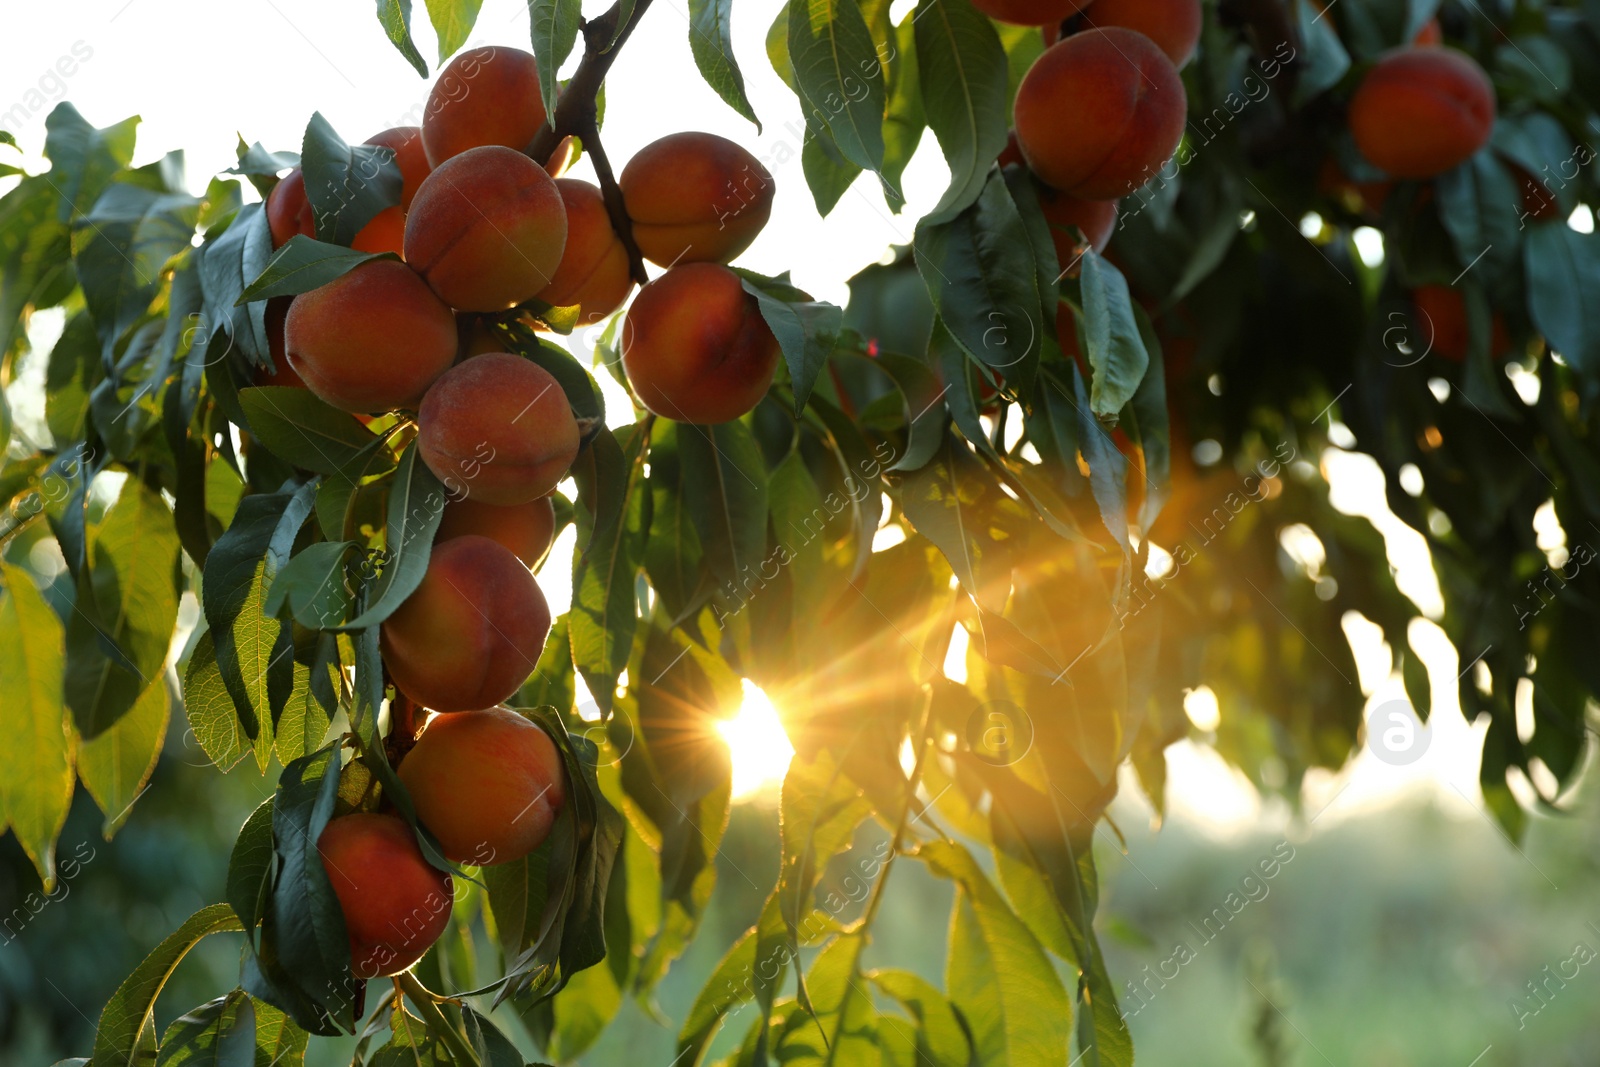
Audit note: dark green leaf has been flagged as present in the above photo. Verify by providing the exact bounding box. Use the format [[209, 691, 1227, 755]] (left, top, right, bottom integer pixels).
[[913, 0, 1008, 225], [1075, 250, 1149, 417], [570, 425, 649, 717], [737, 271, 843, 411], [237, 236, 396, 304], [156, 990, 256, 1067], [788, 0, 887, 171], [689, 0, 761, 128], [43, 104, 139, 222], [1526, 222, 1600, 381], [238, 386, 382, 475], [300, 113, 403, 245], [334, 441, 446, 630], [679, 419, 769, 587], [228, 797, 277, 940]]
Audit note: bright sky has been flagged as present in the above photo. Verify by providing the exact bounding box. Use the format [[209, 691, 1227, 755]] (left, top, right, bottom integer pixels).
[[3, 0, 1516, 826]]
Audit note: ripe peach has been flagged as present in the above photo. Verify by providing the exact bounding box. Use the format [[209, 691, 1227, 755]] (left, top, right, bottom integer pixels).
[[254, 297, 307, 389], [997, 129, 1026, 169], [621, 263, 780, 424], [284, 260, 457, 413], [398, 706, 567, 866], [381, 535, 551, 712], [619, 132, 774, 266], [436, 495, 557, 569], [350, 206, 406, 257], [421, 46, 547, 167], [316, 813, 451, 978], [417, 352, 579, 504], [1037, 185, 1118, 262], [1412, 285, 1509, 361], [1348, 48, 1495, 179], [1081, 0, 1203, 68], [972, 0, 1090, 26], [363, 126, 431, 210], [1414, 19, 1443, 46], [1014, 29, 1188, 199], [405, 146, 568, 312], [536, 179, 633, 323]]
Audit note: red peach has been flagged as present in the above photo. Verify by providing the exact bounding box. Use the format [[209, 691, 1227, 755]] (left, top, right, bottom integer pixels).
[[317, 813, 451, 978], [421, 46, 547, 167]]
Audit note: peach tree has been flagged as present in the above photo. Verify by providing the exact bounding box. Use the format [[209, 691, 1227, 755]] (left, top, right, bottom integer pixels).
[[2, 0, 1599, 1063]]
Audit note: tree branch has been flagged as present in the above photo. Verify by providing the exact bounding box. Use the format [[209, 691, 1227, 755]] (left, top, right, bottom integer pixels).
[[526, 0, 658, 286]]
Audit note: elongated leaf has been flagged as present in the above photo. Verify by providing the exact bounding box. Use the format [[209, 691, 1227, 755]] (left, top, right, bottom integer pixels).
[[1075, 251, 1149, 417], [868, 969, 973, 1067], [737, 271, 843, 412], [1435, 148, 1522, 299], [77, 675, 169, 836], [43, 104, 139, 223], [334, 441, 446, 630], [72, 183, 200, 362], [915, 171, 1041, 394], [1526, 222, 1600, 381], [300, 113, 403, 245], [378, 0, 431, 76], [0, 563, 72, 887], [265, 541, 358, 629], [183, 632, 250, 772], [528, 0, 579, 129], [788, 0, 887, 171], [913, 0, 1008, 225], [570, 425, 648, 717], [228, 797, 277, 939], [65, 478, 181, 739], [898, 435, 1029, 614], [689, 0, 761, 128], [237, 236, 394, 304], [881, 13, 924, 213], [92, 903, 245, 1066], [679, 419, 769, 587], [425, 0, 484, 61], [156, 990, 256, 1067], [677, 892, 789, 1065], [240, 388, 383, 477], [922, 839, 1074, 1063]]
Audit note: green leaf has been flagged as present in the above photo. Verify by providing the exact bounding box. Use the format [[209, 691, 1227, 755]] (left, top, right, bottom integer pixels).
[[912, 0, 1008, 225], [800, 125, 862, 216], [1434, 148, 1523, 299], [237, 236, 395, 304], [1075, 250, 1149, 417], [1293, 0, 1350, 105], [78, 675, 169, 836], [182, 632, 251, 772], [64, 478, 181, 739], [771, 933, 878, 1063], [425, 0, 485, 61], [265, 541, 359, 629], [677, 892, 789, 1065], [1526, 222, 1600, 382], [199, 203, 275, 368], [869, 351, 946, 471], [921, 840, 1074, 1064], [570, 425, 649, 717], [679, 419, 769, 587], [43, 104, 139, 222], [276, 638, 340, 765], [529, 0, 581, 127], [377, 0, 431, 76], [736, 271, 843, 412], [788, 0, 887, 171], [867, 969, 973, 1067], [643, 421, 706, 623], [914, 171, 1041, 393], [228, 797, 277, 938], [334, 441, 446, 630], [263, 747, 355, 1027], [898, 435, 1028, 614], [300, 113, 403, 245], [689, 0, 761, 128], [156, 990, 257, 1067], [881, 13, 925, 214], [0, 563, 72, 887], [463, 1006, 525, 1067], [91, 903, 246, 1066], [72, 183, 200, 362], [251, 998, 309, 1067], [766, 448, 829, 619], [238, 387, 381, 476]]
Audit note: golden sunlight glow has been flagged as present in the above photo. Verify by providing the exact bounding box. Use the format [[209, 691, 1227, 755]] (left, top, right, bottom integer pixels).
[[719, 680, 795, 801]]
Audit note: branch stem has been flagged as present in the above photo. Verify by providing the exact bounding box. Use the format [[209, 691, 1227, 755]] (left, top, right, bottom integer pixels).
[[395, 972, 481, 1067]]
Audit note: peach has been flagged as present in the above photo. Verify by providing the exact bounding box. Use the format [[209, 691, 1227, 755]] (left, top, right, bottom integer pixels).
[[619, 132, 774, 266], [1348, 48, 1495, 179], [436, 495, 557, 569], [536, 179, 633, 323], [1081, 0, 1203, 68], [621, 263, 780, 424], [363, 126, 431, 210], [316, 813, 451, 978], [421, 46, 547, 167], [1411, 285, 1509, 362], [417, 352, 579, 504], [1014, 29, 1188, 199], [284, 260, 457, 413], [1037, 185, 1118, 262], [972, 0, 1090, 26], [398, 706, 567, 865], [1414, 19, 1443, 46], [404, 146, 568, 312], [350, 206, 406, 257], [254, 297, 307, 389], [381, 535, 551, 712]]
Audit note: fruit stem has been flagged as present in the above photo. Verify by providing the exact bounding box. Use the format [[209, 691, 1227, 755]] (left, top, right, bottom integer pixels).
[[526, 0, 657, 286], [395, 972, 482, 1067]]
